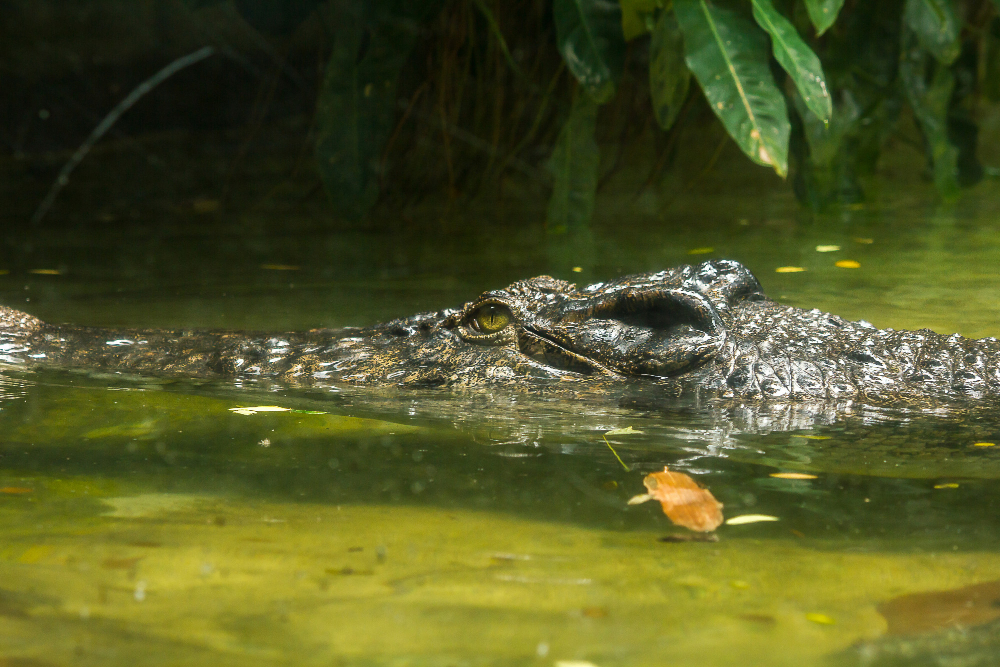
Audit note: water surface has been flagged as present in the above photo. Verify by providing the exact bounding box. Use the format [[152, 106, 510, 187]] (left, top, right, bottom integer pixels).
[[3, 181, 1000, 666]]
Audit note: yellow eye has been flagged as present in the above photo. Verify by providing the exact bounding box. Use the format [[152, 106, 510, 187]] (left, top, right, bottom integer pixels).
[[472, 304, 512, 333]]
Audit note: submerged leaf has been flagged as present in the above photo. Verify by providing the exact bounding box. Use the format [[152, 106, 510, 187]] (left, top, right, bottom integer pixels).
[[546, 91, 600, 234], [878, 580, 1000, 635], [649, 10, 691, 131], [674, 0, 790, 177], [751, 0, 831, 124], [553, 0, 626, 103], [642, 467, 723, 532], [801, 0, 845, 35]]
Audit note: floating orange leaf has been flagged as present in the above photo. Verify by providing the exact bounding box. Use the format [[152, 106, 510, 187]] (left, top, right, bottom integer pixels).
[[642, 467, 723, 532], [0, 487, 33, 494]]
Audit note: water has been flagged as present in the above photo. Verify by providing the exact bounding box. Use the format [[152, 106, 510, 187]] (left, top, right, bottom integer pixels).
[[3, 180, 1000, 666]]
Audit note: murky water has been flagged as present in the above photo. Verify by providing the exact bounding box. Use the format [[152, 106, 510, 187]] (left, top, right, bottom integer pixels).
[[3, 181, 1000, 666]]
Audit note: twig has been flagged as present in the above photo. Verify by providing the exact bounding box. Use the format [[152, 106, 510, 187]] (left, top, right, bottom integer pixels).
[[30, 46, 216, 225], [603, 433, 631, 472]]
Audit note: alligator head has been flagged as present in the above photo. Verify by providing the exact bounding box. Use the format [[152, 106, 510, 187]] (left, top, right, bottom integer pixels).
[[2, 259, 999, 405]]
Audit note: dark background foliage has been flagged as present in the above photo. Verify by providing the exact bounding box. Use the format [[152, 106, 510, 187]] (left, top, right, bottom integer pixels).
[[3, 0, 1000, 231]]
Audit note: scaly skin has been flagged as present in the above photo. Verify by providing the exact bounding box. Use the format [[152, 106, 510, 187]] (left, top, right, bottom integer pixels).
[[1, 260, 998, 405]]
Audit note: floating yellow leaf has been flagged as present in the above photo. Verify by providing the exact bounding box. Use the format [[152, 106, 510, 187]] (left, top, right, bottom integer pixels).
[[687, 247, 714, 255], [792, 434, 830, 440], [769, 473, 818, 480], [229, 406, 291, 415], [260, 264, 299, 271], [775, 266, 806, 273], [835, 260, 861, 269], [806, 612, 836, 625], [934, 483, 959, 489], [642, 467, 723, 532], [572, 266, 583, 272], [815, 245, 840, 252], [29, 269, 61, 275], [973, 442, 996, 447], [725, 514, 779, 525], [605, 426, 644, 436]]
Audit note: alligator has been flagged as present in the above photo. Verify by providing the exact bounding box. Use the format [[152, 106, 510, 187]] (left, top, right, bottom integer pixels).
[[0, 259, 998, 405]]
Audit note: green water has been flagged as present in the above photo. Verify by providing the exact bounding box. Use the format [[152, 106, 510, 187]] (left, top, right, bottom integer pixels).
[[3, 183, 1000, 666]]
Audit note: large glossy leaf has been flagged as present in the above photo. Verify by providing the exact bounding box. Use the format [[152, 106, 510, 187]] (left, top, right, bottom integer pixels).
[[903, 0, 960, 65], [674, 0, 790, 177], [315, 2, 443, 220], [801, 0, 845, 35], [546, 92, 600, 234], [752, 0, 831, 124], [553, 0, 626, 103], [649, 10, 691, 131], [900, 32, 959, 199]]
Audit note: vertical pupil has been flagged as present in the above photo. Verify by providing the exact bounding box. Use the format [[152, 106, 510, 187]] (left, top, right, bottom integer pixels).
[[477, 305, 508, 331]]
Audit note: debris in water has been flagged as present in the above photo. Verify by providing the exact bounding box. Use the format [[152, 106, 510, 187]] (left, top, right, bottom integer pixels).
[[835, 260, 861, 268], [877, 580, 1000, 635], [815, 245, 840, 252], [0, 487, 33, 494], [769, 473, 818, 480], [775, 266, 806, 273], [725, 514, 779, 525], [639, 467, 723, 532], [806, 612, 836, 625], [934, 483, 959, 489], [658, 533, 719, 543]]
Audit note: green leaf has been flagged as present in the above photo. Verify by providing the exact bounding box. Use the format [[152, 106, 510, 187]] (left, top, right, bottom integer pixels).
[[900, 32, 960, 199], [674, 0, 790, 177], [649, 10, 691, 131], [903, 0, 960, 65], [553, 0, 626, 103], [752, 0, 831, 124], [620, 0, 661, 40], [801, 0, 845, 35], [314, 3, 443, 220], [546, 92, 600, 234]]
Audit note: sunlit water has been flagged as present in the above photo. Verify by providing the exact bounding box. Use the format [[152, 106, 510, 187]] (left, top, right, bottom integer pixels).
[[3, 181, 1000, 666]]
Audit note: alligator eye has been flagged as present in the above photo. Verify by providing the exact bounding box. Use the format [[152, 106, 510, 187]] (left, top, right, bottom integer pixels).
[[471, 303, 512, 333]]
